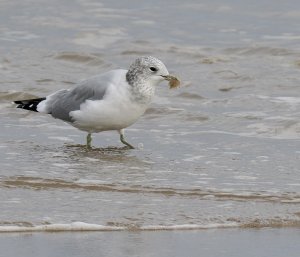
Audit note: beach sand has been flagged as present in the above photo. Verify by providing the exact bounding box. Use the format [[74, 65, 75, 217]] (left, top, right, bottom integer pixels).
[[1, 228, 299, 257]]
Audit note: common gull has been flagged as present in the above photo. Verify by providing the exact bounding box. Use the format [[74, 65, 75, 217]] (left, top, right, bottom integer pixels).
[[14, 56, 180, 149]]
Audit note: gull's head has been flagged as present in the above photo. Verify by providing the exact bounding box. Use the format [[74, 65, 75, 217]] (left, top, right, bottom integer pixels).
[[126, 56, 171, 87]]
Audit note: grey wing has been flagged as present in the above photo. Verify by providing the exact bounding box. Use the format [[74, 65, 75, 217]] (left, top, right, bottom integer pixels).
[[47, 76, 109, 122]]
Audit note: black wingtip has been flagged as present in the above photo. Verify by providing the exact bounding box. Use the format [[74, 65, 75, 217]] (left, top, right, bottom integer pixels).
[[14, 97, 46, 112]]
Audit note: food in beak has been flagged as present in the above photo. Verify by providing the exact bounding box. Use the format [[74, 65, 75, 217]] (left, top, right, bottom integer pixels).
[[162, 75, 181, 89]]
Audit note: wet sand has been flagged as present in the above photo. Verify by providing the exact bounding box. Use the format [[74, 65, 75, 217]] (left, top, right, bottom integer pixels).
[[1, 229, 300, 257]]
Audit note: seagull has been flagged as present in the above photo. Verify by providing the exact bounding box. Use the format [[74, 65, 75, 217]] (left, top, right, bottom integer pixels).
[[14, 56, 180, 149]]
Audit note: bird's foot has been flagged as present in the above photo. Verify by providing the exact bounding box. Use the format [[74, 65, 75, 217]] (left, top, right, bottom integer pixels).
[[86, 133, 92, 149], [120, 134, 135, 149]]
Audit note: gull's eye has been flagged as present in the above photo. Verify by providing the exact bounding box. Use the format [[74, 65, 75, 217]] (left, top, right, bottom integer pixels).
[[149, 66, 158, 72]]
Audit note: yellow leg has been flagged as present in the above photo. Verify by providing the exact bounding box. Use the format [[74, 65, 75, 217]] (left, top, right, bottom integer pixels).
[[119, 129, 134, 149], [86, 133, 92, 148]]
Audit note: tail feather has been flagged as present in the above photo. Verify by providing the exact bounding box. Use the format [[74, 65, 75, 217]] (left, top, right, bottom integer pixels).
[[14, 97, 46, 112]]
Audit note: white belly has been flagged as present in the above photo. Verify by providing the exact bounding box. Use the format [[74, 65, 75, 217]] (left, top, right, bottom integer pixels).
[[69, 88, 148, 133]]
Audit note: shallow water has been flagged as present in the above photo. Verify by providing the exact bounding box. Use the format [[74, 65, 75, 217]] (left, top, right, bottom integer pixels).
[[0, 0, 300, 232], [1, 229, 300, 257]]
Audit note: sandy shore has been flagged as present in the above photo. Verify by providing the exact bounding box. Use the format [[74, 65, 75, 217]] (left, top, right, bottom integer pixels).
[[0, 228, 299, 257]]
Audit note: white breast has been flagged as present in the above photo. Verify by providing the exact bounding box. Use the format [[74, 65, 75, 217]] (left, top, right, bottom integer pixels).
[[69, 82, 149, 133]]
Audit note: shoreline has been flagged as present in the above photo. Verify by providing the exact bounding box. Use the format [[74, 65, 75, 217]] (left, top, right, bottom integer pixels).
[[1, 228, 299, 257], [0, 220, 300, 233]]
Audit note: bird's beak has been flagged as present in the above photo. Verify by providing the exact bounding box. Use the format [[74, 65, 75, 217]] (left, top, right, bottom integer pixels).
[[161, 75, 181, 89]]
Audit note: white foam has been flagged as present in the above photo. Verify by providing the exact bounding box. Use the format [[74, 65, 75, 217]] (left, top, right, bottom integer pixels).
[[263, 35, 300, 40], [257, 95, 300, 105], [183, 155, 205, 162], [0, 222, 239, 233], [234, 175, 257, 181], [48, 136, 74, 142], [0, 222, 125, 232], [138, 223, 238, 231]]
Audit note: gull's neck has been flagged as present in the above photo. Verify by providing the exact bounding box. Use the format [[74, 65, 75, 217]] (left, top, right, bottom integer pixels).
[[126, 70, 155, 105]]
